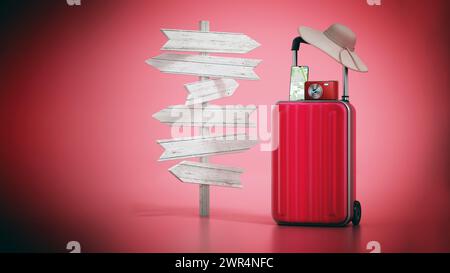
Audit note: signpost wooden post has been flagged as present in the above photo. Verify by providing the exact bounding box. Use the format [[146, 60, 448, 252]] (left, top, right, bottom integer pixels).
[[147, 20, 261, 217], [199, 20, 210, 217]]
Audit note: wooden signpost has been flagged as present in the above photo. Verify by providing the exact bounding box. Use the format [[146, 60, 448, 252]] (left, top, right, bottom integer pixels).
[[160, 29, 260, 54], [169, 161, 244, 188], [147, 53, 261, 80], [147, 21, 261, 217], [152, 105, 256, 127], [157, 134, 257, 161], [184, 79, 239, 105]]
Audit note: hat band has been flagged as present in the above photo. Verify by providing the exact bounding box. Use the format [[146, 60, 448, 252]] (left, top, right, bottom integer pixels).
[[338, 47, 361, 71], [324, 29, 355, 51]]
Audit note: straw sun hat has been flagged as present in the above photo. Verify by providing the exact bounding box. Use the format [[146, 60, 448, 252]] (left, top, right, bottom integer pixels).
[[298, 23, 368, 72]]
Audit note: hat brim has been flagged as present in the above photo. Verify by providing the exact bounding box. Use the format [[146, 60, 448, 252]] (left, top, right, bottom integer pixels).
[[298, 26, 368, 73]]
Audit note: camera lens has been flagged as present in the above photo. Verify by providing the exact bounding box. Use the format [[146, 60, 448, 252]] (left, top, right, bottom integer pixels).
[[308, 83, 323, 99]]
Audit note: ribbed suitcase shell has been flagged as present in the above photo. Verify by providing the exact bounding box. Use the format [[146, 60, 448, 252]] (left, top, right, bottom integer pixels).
[[272, 100, 356, 226]]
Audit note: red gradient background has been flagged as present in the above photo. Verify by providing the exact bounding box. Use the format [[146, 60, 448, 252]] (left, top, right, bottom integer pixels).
[[0, 0, 449, 252]]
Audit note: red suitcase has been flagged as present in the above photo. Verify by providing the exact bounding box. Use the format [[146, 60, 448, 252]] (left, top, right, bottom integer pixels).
[[271, 37, 361, 226]]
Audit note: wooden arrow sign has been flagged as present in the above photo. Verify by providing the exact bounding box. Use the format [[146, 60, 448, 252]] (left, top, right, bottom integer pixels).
[[152, 105, 255, 127], [169, 161, 243, 188], [146, 53, 261, 80], [184, 79, 239, 105], [161, 29, 260, 54], [157, 133, 257, 161]]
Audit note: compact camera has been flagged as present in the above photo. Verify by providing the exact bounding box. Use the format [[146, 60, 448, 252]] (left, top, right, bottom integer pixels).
[[305, 81, 338, 100]]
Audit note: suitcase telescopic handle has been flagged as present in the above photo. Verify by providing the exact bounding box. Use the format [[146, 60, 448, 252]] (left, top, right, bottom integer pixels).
[[291, 36, 308, 66], [291, 36, 350, 101]]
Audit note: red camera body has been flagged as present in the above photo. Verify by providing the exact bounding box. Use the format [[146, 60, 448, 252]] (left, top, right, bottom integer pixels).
[[305, 81, 339, 100]]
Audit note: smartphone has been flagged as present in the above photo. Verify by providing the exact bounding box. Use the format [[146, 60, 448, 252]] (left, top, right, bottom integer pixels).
[[289, 66, 309, 101]]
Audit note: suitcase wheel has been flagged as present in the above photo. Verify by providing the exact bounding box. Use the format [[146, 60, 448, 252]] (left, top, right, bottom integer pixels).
[[352, 200, 361, 226]]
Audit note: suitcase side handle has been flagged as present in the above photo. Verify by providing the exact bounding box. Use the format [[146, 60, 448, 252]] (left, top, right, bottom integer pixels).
[[292, 36, 350, 102]]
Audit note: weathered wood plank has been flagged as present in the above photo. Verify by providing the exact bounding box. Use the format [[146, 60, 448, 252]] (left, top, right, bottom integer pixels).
[[157, 133, 257, 161], [152, 105, 255, 127], [161, 29, 260, 54], [184, 79, 239, 105], [150, 53, 261, 67], [146, 53, 261, 80], [169, 161, 243, 188]]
